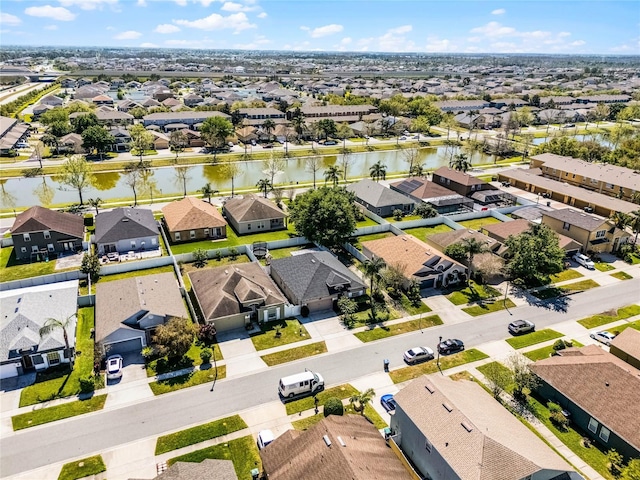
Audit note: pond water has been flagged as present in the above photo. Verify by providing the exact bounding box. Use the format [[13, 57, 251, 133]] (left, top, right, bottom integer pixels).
[[531, 133, 613, 148], [0, 146, 498, 209]]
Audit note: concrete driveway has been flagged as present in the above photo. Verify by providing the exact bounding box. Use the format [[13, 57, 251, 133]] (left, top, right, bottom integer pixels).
[[104, 351, 152, 409]]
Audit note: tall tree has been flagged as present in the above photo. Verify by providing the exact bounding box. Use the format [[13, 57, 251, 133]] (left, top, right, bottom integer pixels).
[[263, 150, 286, 186], [256, 178, 273, 198], [124, 161, 148, 206], [337, 151, 353, 181], [42, 133, 60, 156], [59, 155, 95, 205], [200, 182, 218, 204], [363, 257, 386, 297], [305, 155, 322, 189], [336, 122, 353, 149], [221, 159, 242, 197], [261, 118, 276, 141], [81, 125, 113, 160], [169, 130, 188, 163], [290, 110, 306, 142], [174, 165, 193, 198], [402, 147, 421, 176], [129, 124, 153, 164], [324, 165, 340, 186], [316, 118, 337, 140], [201, 116, 234, 161], [450, 152, 471, 172], [72, 112, 99, 134], [152, 317, 196, 360], [461, 237, 489, 283], [39, 314, 77, 368], [369, 161, 387, 182], [88, 197, 103, 215]]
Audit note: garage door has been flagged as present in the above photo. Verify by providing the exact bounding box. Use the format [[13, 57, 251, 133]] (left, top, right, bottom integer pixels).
[[308, 298, 334, 313], [420, 278, 435, 289], [0, 363, 19, 380], [107, 338, 143, 355]]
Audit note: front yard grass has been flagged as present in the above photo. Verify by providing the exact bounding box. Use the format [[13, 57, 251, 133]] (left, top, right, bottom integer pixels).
[[390, 349, 489, 384], [352, 231, 394, 250], [58, 455, 106, 480], [594, 262, 615, 272], [168, 435, 261, 480], [456, 217, 502, 230], [146, 339, 223, 377], [577, 305, 640, 329], [396, 294, 432, 315], [79, 265, 176, 295], [149, 366, 226, 395], [446, 282, 501, 305], [292, 406, 386, 431], [462, 299, 516, 316], [260, 341, 327, 366], [505, 329, 563, 349], [285, 384, 359, 415], [12, 394, 107, 430], [155, 414, 247, 455], [251, 318, 310, 351], [611, 271, 633, 280], [402, 224, 453, 242], [476, 361, 515, 394], [0, 246, 57, 282], [612, 320, 640, 335], [549, 269, 583, 283], [523, 339, 583, 362], [354, 315, 443, 342], [20, 307, 97, 407], [531, 279, 600, 299]]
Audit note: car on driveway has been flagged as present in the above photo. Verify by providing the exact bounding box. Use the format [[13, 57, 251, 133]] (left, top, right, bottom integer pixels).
[[257, 429, 275, 449], [437, 339, 465, 354], [508, 319, 535, 335], [106, 355, 123, 380], [380, 394, 397, 412], [403, 346, 434, 365], [590, 331, 616, 346], [573, 253, 595, 269]]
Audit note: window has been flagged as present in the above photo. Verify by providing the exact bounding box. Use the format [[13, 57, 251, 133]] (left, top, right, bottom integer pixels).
[[563, 222, 571, 231], [23, 233, 31, 242], [151, 237, 156, 245], [440, 177, 445, 184], [588, 417, 598, 433], [47, 352, 60, 365], [175, 232, 181, 241], [204, 228, 210, 237], [47, 244, 55, 252], [32, 355, 44, 365], [43, 230, 51, 239], [31, 246, 39, 253], [131, 241, 136, 249], [595, 230, 606, 239], [425, 439, 432, 453], [190, 230, 196, 239], [247, 224, 252, 231], [20, 247, 27, 253], [606, 183, 613, 189], [600, 427, 610, 443]]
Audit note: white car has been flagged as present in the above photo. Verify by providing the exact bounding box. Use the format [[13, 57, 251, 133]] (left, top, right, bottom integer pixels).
[[106, 355, 123, 380], [257, 429, 275, 449], [403, 346, 434, 365], [573, 253, 595, 269], [590, 331, 616, 346]]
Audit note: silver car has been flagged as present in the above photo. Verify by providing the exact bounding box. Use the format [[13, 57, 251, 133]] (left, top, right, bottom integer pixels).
[[106, 355, 123, 380], [590, 331, 616, 346], [403, 346, 434, 365], [573, 253, 595, 269]]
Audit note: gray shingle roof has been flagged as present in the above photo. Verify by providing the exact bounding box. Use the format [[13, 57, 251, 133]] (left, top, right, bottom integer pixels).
[[94, 207, 159, 244], [542, 208, 609, 232], [223, 194, 286, 223], [346, 179, 416, 208], [11, 206, 84, 239]]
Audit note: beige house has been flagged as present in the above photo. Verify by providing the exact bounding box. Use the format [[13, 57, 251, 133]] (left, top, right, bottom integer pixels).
[[541, 208, 630, 254], [162, 197, 227, 243], [482, 218, 582, 255], [223, 194, 286, 235], [189, 262, 286, 331], [609, 328, 640, 370]]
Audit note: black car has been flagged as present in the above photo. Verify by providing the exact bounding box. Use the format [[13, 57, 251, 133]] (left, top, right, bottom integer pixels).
[[437, 339, 465, 354]]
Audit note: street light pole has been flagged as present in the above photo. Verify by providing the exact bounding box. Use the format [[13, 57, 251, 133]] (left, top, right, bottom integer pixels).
[[210, 345, 218, 392], [437, 336, 442, 370]]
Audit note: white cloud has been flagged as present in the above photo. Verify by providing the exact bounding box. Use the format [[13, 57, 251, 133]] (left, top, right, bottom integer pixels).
[[59, 0, 118, 10], [378, 25, 414, 51], [309, 24, 343, 38], [334, 37, 352, 51], [24, 5, 76, 21], [174, 12, 256, 33], [137, 0, 147, 6], [140, 42, 158, 47], [388, 25, 412, 35], [154, 23, 180, 34], [194, 0, 217, 6], [491, 8, 506, 15], [45, 24, 58, 30], [471, 21, 516, 38], [1, 12, 22, 25], [114, 30, 142, 39], [257, 12, 267, 18], [570, 40, 585, 46], [221, 2, 256, 12], [424, 35, 456, 52], [174, 0, 187, 6]]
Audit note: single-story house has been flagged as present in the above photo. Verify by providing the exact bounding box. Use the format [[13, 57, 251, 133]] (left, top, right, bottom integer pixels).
[[223, 194, 286, 235], [389, 177, 473, 214], [189, 262, 287, 331], [609, 328, 640, 371], [148, 130, 170, 150], [531, 345, 640, 460], [59, 132, 85, 154], [269, 250, 367, 312], [346, 178, 416, 217], [361, 235, 466, 289], [95, 272, 187, 355], [482, 218, 583, 255], [11, 206, 84, 261], [0, 280, 79, 379], [390, 375, 580, 480], [162, 197, 227, 243], [144, 460, 237, 480], [94, 207, 159, 255]]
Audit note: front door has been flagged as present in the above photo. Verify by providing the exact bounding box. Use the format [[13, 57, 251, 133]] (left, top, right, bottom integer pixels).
[[21, 355, 34, 371]]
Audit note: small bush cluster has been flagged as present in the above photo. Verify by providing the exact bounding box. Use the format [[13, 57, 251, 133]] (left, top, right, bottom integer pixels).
[[548, 402, 569, 431], [197, 324, 217, 345], [323, 397, 344, 417], [552, 339, 573, 352]]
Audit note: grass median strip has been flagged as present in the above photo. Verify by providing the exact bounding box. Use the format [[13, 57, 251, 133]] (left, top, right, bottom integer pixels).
[[260, 341, 327, 366], [611, 271, 633, 281], [462, 299, 516, 316], [390, 349, 488, 384], [531, 279, 600, 300], [505, 329, 563, 349], [149, 366, 227, 395], [577, 305, 640, 329], [155, 415, 247, 455], [285, 384, 359, 415], [168, 435, 261, 480], [57, 455, 106, 480], [12, 394, 107, 430], [355, 315, 442, 342]]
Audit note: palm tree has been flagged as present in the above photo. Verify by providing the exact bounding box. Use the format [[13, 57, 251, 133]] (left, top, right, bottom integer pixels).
[[39, 314, 77, 368], [610, 211, 631, 230], [363, 257, 386, 297], [349, 388, 376, 414], [466, 110, 479, 139], [199, 182, 218, 204], [450, 152, 471, 172], [461, 237, 489, 284], [630, 209, 640, 244], [410, 163, 425, 177], [291, 114, 306, 142], [256, 178, 273, 198], [88, 197, 103, 215], [324, 165, 340, 187], [369, 161, 387, 182], [262, 119, 276, 142]]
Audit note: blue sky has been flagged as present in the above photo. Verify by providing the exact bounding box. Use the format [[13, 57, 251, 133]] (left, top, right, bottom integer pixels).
[[1, 0, 638, 54]]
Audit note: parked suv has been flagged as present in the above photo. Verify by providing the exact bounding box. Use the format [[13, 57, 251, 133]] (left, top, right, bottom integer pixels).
[[573, 253, 595, 269], [508, 319, 535, 335], [437, 339, 465, 354]]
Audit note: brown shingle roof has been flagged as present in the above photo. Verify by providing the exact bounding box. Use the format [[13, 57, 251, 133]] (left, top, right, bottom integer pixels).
[[260, 415, 414, 480], [482, 218, 581, 251], [542, 208, 609, 232], [162, 197, 227, 233], [610, 328, 640, 365], [433, 167, 486, 186], [389, 177, 458, 200], [223, 194, 286, 223], [11, 206, 84, 239], [531, 346, 640, 451]]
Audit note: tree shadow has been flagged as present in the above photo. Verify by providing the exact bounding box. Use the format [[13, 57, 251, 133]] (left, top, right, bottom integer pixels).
[[510, 286, 572, 313]]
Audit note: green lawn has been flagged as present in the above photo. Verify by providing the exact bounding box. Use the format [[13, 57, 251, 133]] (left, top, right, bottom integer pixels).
[[291, 412, 325, 431], [352, 232, 394, 250], [146, 339, 223, 377], [155, 415, 247, 455], [293, 406, 386, 431], [356, 217, 379, 227], [549, 269, 583, 283], [0, 247, 57, 282], [611, 320, 640, 335], [577, 305, 640, 329], [446, 282, 501, 305], [396, 294, 432, 315], [258, 244, 315, 264], [58, 455, 106, 480], [285, 384, 359, 415], [149, 366, 226, 395], [531, 279, 600, 299], [168, 435, 261, 480], [251, 318, 310, 351], [627, 253, 640, 265], [12, 394, 107, 430], [20, 307, 97, 407], [260, 341, 327, 366], [354, 315, 443, 342], [390, 349, 489, 384], [523, 340, 583, 362], [594, 262, 615, 272], [505, 329, 564, 349], [476, 361, 516, 394], [462, 299, 516, 316], [611, 271, 633, 281], [402, 224, 453, 242], [456, 217, 502, 231], [169, 223, 299, 254], [79, 265, 176, 295]]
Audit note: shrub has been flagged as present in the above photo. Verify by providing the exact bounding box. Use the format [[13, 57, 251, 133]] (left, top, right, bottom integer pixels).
[[199, 348, 212, 364], [323, 397, 344, 417], [552, 339, 567, 351], [548, 402, 569, 430], [79, 376, 95, 393], [414, 203, 437, 219], [141, 346, 155, 360], [214, 250, 223, 261], [392, 209, 404, 221], [606, 449, 624, 476], [229, 247, 238, 260], [301, 305, 310, 317], [197, 323, 217, 345], [192, 248, 208, 268]]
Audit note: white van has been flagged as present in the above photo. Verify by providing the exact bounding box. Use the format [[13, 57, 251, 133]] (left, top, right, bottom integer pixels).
[[278, 370, 324, 399]]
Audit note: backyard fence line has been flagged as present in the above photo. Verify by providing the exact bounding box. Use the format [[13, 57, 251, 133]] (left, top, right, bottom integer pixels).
[[0, 270, 84, 292]]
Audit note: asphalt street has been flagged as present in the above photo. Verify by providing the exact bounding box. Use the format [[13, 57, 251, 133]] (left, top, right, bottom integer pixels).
[[1, 278, 639, 476]]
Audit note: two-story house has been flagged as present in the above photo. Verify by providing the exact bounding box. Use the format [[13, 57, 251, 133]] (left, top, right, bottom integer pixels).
[[431, 167, 494, 197]]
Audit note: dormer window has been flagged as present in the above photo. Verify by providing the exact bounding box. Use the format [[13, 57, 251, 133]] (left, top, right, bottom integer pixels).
[[23, 233, 31, 242], [43, 231, 51, 239]]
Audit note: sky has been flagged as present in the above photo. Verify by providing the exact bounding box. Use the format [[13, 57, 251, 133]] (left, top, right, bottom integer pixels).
[[0, 0, 639, 54]]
